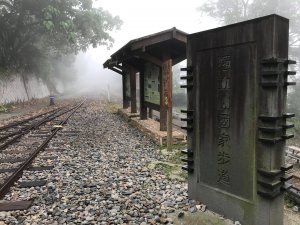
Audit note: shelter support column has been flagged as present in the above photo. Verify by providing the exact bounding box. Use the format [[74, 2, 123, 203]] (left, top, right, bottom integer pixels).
[[149, 109, 153, 119], [161, 59, 172, 134], [139, 67, 147, 120], [130, 68, 137, 113], [122, 75, 129, 109]]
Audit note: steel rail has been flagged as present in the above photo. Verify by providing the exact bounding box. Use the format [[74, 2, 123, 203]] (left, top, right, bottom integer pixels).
[[0, 107, 65, 142], [287, 187, 300, 205], [0, 106, 64, 132], [0, 101, 84, 199], [0, 104, 79, 151]]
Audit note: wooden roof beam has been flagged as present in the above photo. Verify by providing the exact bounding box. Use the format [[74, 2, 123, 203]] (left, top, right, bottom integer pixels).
[[108, 66, 125, 75], [114, 64, 131, 73], [135, 52, 163, 67], [172, 55, 186, 66]]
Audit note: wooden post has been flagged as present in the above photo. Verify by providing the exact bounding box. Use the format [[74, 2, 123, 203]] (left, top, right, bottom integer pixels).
[[162, 59, 173, 150], [130, 68, 137, 113], [122, 75, 129, 109], [139, 66, 147, 120], [160, 64, 168, 131], [149, 109, 153, 119]]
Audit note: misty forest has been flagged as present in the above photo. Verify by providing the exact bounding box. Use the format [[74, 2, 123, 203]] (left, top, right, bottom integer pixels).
[[1, 0, 299, 135], [1, 0, 300, 224], [0, 0, 122, 92]]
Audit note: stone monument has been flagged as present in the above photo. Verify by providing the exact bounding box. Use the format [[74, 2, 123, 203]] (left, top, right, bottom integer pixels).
[[181, 14, 296, 225]]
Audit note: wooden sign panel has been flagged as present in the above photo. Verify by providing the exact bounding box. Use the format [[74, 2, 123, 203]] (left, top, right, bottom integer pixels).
[[144, 62, 161, 106]]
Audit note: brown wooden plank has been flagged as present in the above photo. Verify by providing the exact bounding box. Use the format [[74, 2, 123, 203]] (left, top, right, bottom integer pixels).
[[19, 180, 47, 188], [28, 134, 50, 137], [122, 74, 130, 109], [149, 109, 153, 119], [27, 166, 54, 171], [2, 150, 29, 154], [0, 168, 16, 173], [130, 68, 137, 114], [0, 200, 33, 211], [162, 59, 173, 151], [0, 166, 54, 173], [136, 52, 163, 67], [139, 68, 147, 120], [160, 58, 171, 131], [0, 158, 24, 163], [40, 156, 58, 160], [44, 149, 64, 153]]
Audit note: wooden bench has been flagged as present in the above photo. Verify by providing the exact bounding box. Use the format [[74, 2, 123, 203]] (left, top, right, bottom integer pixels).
[[286, 146, 300, 163], [288, 146, 300, 154]]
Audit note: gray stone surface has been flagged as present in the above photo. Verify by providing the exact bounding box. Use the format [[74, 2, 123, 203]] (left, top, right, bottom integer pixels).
[[186, 15, 291, 225], [0, 73, 50, 104]]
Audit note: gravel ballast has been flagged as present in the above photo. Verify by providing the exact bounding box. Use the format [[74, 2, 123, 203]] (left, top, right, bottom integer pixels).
[[0, 99, 197, 225]]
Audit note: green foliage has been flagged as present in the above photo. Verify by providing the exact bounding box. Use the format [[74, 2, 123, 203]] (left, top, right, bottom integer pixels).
[[197, 0, 300, 57], [0, 0, 122, 79], [0, 105, 8, 113], [284, 193, 297, 208], [172, 64, 184, 94], [198, 0, 300, 118], [288, 81, 300, 117], [0, 102, 15, 113], [291, 117, 300, 136]]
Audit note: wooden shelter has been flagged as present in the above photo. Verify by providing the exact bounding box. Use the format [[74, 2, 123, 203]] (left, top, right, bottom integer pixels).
[[103, 27, 187, 131]]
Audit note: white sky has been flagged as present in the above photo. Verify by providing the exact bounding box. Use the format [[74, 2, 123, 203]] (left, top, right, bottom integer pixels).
[[94, 0, 219, 60], [72, 0, 219, 94]]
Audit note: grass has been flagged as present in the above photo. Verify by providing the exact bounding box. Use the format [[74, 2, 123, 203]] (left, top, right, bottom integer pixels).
[[0, 103, 16, 113], [148, 143, 188, 181], [159, 143, 187, 163], [285, 193, 297, 208], [104, 102, 121, 113]]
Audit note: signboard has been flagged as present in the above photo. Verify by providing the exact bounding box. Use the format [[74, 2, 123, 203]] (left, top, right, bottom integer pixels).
[[144, 62, 160, 105], [198, 44, 256, 201]]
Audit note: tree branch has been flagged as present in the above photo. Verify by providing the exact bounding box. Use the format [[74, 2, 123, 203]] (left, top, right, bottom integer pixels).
[[0, 0, 12, 9]]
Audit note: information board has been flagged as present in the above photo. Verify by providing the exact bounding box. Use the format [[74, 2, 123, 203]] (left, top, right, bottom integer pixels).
[[144, 62, 160, 105]]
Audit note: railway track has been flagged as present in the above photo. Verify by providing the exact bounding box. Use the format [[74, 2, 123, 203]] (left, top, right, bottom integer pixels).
[[283, 145, 300, 205], [0, 101, 84, 211], [288, 175, 300, 205]]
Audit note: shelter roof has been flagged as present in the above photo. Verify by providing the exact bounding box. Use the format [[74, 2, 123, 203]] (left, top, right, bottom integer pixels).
[[103, 27, 187, 73]]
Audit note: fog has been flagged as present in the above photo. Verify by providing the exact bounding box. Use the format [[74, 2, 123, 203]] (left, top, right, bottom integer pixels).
[[59, 0, 218, 100], [57, 0, 299, 105]]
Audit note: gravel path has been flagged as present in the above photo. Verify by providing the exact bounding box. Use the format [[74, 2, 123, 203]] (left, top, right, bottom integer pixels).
[[0, 99, 198, 225]]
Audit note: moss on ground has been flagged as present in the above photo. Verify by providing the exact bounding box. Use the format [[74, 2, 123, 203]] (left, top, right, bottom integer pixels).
[[148, 143, 188, 181], [105, 102, 121, 113], [0, 103, 16, 113], [171, 211, 230, 225]]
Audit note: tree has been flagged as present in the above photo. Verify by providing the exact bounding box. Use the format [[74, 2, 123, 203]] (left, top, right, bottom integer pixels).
[[198, 0, 300, 116], [0, 0, 122, 75], [198, 0, 300, 52]]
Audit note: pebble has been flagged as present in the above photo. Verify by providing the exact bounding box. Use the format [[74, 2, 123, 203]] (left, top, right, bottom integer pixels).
[[178, 211, 185, 218], [189, 206, 198, 213], [292, 206, 299, 212], [0, 99, 232, 224]]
